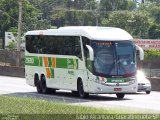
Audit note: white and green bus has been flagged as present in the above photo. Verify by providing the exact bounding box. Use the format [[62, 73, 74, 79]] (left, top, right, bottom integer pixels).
[[25, 26, 144, 98]]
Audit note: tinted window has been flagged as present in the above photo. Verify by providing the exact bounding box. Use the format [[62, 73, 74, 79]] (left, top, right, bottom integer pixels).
[[91, 40, 136, 77], [26, 35, 82, 58], [82, 37, 90, 58], [92, 41, 116, 75]]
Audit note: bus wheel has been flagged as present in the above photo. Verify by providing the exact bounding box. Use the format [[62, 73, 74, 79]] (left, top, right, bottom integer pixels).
[[52, 89, 56, 94], [41, 76, 52, 94], [36, 80, 42, 93], [116, 93, 125, 99], [72, 91, 79, 96], [146, 91, 150, 94], [78, 79, 89, 98], [35, 74, 42, 93]]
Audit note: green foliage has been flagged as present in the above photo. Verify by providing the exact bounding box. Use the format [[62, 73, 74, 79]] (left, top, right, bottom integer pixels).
[[7, 40, 17, 51], [0, 0, 43, 34], [103, 11, 150, 38], [0, 0, 160, 39], [147, 5, 160, 39], [148, 24, 160, 39], [100, 0, 136, 11], [131, 11, 150, 38], [149, 5, 160, 24], [138, 2, 160, 39], [51, 0, 97, 27], [146, 0, 160, 4], [144, 49, 160, 60], [8, 27, 18, 33], [106, 11, 131, 29], [0, 0, 18, 32]]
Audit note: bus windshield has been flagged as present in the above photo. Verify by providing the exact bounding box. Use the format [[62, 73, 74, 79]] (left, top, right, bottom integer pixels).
[[91, 41, 136, 77]]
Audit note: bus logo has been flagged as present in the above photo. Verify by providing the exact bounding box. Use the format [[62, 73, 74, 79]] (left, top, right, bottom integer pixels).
[[25, 57, 34, 64], [112, 79, 124, 83]]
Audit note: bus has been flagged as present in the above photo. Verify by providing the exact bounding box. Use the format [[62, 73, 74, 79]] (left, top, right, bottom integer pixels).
[[25, 26, 144, 99]]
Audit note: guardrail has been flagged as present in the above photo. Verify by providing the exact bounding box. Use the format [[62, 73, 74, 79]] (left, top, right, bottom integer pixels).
[[143, 69, 160, 78], [150, 69, 160, 77], [0, 66, 24, 78]]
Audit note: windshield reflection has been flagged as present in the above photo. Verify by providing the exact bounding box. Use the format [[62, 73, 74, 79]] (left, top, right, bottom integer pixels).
[[116, 41, 136, 75], [91, 41, 136, 77]]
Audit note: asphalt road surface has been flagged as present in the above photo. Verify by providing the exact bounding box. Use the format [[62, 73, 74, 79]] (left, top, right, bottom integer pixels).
[[0, 76, 160, 113]]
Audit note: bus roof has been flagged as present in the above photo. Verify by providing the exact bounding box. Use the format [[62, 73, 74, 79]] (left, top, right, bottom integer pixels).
[[25, 26, 133, 41]]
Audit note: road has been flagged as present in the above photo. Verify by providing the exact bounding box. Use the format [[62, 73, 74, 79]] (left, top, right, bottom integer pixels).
[[0, 76, 160, 113]]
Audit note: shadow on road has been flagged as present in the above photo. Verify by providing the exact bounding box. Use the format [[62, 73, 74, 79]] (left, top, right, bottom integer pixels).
[[1, 90, 132, 104], [126, 92, 150, 95]]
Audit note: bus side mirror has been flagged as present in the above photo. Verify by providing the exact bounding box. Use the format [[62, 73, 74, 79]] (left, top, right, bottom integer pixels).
[[86, 45, 94, 61], [136, 45, 144, 61]]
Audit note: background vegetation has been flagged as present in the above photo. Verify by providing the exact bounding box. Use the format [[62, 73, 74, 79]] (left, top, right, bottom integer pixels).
[[0, 0, 160, 39]]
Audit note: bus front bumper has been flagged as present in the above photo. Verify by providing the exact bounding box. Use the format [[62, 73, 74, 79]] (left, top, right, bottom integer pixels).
[[88, 81, 138, 94]]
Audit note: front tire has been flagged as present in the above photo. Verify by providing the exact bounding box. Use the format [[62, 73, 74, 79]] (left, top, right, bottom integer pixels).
[[146, 91, 151, 94], [116, 93, 125, 99], [78, 80, 89, 98]]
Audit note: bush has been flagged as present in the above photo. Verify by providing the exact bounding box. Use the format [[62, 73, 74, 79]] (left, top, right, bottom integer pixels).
[[7, 40, 17, 51], [144, 49, 160, 60]]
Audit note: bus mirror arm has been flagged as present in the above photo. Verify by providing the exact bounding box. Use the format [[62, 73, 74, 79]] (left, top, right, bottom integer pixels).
[[86, 45, 94, 61], [136, 45, 144, 61]]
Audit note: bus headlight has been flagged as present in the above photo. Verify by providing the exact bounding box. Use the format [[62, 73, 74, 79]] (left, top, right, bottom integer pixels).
[[129, 80, 136, 85], [92, 78, 107, 85]]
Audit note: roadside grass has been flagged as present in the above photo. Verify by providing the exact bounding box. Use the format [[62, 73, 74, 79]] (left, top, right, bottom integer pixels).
[[0, 96, 126, 114], [0, 96, 158, 120]]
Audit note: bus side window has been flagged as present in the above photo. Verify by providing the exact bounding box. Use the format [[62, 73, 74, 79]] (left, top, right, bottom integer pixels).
[[63, 36, 82, 58], [82, 37, 91, 69], [74, 37, 82, 58], [26, 35, 31, 52], [82, 37, 90, 59], [26, 35, 37, 53]]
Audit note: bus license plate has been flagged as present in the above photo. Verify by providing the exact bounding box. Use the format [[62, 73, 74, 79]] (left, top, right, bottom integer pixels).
[[114, 88, 122, 91]]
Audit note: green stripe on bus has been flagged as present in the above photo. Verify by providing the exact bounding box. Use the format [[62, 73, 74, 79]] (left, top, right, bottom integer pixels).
[[25, 56, 78, 69], [25, 56, 39, 66], [48, 57, 52, 67], [56, 58, 67, 68], [50, 68, 54, 78], [38, 57, 43, 66]]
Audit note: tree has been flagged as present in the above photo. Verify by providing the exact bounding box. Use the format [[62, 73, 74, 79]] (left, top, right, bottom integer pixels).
[[104, 11, 131, 29], [139, 3, 160, 39], [146, 0, 160, 4], [102, 10, 150, 38], [0, 0, 159, 39], [148, 24, 160, 39], [0, 0, 41, 34], [100, 0, 136, 13], [130, 11, 150, 38], [149, 5, 160, 24], [51, 0, 97, 27]]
